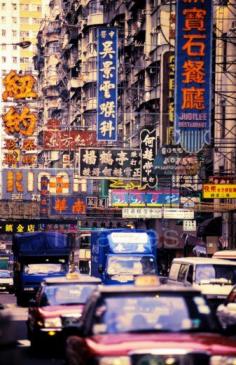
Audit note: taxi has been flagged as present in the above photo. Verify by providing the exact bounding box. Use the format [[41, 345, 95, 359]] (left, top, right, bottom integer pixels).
[[63, 276, 236, 365], [27, 273, 101, 352]]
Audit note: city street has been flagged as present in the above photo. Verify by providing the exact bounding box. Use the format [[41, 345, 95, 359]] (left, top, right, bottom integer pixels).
[[0, 293, 64, 365]]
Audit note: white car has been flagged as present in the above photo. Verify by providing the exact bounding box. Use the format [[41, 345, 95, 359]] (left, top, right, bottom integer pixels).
[[168, 257, 236, 310], [217, 285, 236, 328], [0, 270, 14, 293]]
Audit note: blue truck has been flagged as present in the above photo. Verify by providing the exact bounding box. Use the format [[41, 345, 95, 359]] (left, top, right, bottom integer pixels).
[[91, 229, 157, 284], [12, 231, 72, 306]]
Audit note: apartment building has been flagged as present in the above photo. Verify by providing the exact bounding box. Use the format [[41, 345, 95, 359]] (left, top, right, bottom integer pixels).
[[34, 0, 236, 243]]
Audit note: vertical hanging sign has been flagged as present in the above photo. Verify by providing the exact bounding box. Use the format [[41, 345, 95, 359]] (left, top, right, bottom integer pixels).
[[140, 128, 157, 188], [97, 27, 118, 141], [40, 176, 49, 217], [174, 0, 213, 153]]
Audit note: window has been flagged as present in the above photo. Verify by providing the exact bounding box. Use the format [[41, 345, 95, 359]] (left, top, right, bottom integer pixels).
[[21, 17, 29, 24], [177, 264, 188, 282], [2, 57, 6, 63], [12, 3, 17, 10], [168, 263, 181, 281], [12, 30, 17, 37], [20, 4, 29, 11], [13, 45, 17, 50], [2, 30, 6, 37], [1, 3, 6, 10], [12, 17, 17, 23], [1, 45, 6, 50], [1, 16, 6, 23], [13, 57, 17, 63]]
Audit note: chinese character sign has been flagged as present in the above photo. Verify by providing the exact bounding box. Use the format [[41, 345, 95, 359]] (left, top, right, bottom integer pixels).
[[174, 0, 213, 153], [50, 195, 86, 216], [97, 27, 118, 141], [140, 128, 157, 188], [79, 148, 141, 180]]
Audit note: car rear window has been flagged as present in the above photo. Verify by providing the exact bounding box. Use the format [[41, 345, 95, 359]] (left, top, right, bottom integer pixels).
[[93, 293, 218, 334]]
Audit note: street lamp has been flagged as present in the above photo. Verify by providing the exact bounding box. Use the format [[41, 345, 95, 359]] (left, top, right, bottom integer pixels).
[[1, 41, 31, 49]]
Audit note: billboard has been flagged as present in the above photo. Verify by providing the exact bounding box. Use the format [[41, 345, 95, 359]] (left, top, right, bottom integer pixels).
[[97, 27, 118, 141], [79, 148, 140, 180], [174, 0, 213, 152], [109, 189, 179, 207]]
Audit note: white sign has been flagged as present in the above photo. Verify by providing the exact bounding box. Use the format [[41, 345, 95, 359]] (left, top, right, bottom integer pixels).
[[122, 208, 162, 219], [163, 209, 194, 219], [183, 220, 196, 232], [110, 232, 148, 244]]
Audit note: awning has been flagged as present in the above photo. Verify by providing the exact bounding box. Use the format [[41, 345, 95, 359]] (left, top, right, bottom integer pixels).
[[197, 216, 222, 237]]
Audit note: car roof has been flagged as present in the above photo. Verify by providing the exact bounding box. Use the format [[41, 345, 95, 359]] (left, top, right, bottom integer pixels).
[[172, 256, 236, 265], [43, 275, 101, 285], [97, 284, 202, 295], [213, 250, 236, 258]]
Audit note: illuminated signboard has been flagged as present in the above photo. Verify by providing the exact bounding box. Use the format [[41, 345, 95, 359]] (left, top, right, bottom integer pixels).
[[174, 0, 213, 152], [79, 148, 140, 180], [109, 232, 152, 253], [50, 195, 86, 216], [97, 27, 118, 141], [140, 128, 157, 188], [109, 189, 179, 207], [2, 169, 75, 200], [42, 130, 99, 150], [203, 184, 236, 199]]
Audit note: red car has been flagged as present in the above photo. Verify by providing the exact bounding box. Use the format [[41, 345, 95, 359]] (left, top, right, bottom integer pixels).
[[27, 273, 101, 352], [64, 284, 236, 365]]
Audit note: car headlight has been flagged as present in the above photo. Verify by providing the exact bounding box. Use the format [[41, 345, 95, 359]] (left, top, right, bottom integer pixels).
[[44, 317, 62, 328], [211, 357, 236, 365], [99, 357, 131, 365]]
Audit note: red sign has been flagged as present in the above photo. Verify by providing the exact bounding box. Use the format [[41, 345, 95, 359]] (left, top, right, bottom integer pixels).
[[43, 130, 98, 150]]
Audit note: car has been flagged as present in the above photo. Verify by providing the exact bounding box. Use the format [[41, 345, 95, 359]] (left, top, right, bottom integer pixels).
[[167, 257, 236, 310], [217, 284, 236, 329], [27, 273, 101, 352], [213, 250, 236, 261], [0, 269, 14, 293], [63, 282, 236, 365]]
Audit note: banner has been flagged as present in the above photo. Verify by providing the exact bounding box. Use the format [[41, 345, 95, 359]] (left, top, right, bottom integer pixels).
[[174, 0, 213, 152], [97, 27, 118, 141]]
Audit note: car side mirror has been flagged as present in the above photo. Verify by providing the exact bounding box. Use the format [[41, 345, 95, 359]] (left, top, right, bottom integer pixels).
[[98, 265, 103, 274]]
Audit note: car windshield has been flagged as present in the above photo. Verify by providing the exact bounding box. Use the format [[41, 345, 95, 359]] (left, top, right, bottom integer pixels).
[[93, 294, 217, 334], [107, 255, 156, 275], [24, 263, 64, 274], [44, 284, 97, 305], [195, 264, 236, 284], [0, 270, 11, 278]]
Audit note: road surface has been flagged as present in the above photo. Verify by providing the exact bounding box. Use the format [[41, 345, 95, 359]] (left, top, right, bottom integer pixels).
[[0, 292, 64, 365]]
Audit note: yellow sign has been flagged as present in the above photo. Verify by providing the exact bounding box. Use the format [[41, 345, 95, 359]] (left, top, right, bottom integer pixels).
[[203, 184, 236, 199], [3, 106, 37, 136], [2, 70, 38, 101], [135, 275, 160, 287]]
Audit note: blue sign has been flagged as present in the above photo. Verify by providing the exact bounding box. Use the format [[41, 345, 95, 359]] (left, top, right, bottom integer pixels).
[[97, 27, 118, 141], [174, 0, 213, 153]]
